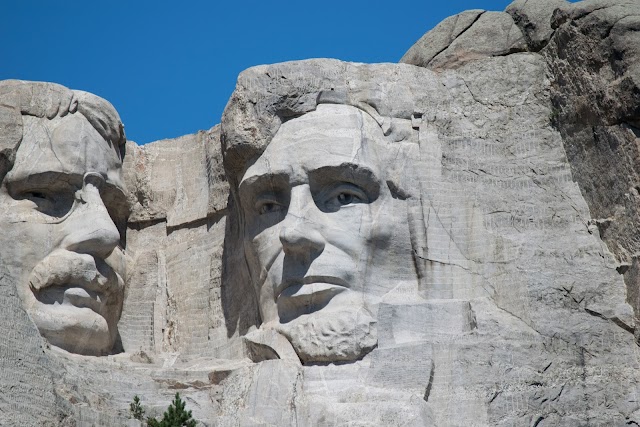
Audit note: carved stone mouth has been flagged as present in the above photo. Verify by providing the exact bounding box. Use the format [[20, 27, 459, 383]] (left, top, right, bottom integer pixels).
[[277, 276, 349, 301], [28, 252, 121, 318], [277, 277, 349, 319], [280, 282, 346, 299], [37, 284, 105, 315], [28, 251, 121, 296]]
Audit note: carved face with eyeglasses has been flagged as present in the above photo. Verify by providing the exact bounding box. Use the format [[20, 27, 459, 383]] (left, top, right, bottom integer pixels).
[[0, 101, 127, 356], [238, 104, 412, 362]]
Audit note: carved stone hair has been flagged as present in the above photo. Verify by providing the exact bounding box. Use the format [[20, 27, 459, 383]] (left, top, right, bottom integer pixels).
[[0, 80, 126, 182], [221, 88, 417, 190]]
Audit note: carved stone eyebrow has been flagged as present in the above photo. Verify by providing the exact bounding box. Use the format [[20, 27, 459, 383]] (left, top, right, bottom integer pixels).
[[6, 170, 128, 212], [5, 171, 83, 194], [308, 163, 381, 199], [238, 172, 290, 204]]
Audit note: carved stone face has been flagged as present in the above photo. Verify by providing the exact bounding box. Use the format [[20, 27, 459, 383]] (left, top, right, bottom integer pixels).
[[239, 104, 403, 362], [0, 113, 127, 356]]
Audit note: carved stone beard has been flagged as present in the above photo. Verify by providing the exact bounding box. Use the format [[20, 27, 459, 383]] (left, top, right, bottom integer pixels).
[[275, 305, 378, 363]]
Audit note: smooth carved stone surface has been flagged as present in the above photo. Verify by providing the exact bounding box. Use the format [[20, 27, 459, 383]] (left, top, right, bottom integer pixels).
[[235, 103, 404, 363], [1, 0, 640, 425]]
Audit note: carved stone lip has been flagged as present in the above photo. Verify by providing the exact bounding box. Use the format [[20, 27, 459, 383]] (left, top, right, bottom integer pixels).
[[35, 279, 114, 316], [276, 276, 349, 301], [28, 252, 120, 298], [56, 286, 104, 314], [277, 282, 348, 316]]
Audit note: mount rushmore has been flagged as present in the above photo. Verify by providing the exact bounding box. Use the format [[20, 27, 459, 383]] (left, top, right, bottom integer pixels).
[[1, 0, 640, 425]]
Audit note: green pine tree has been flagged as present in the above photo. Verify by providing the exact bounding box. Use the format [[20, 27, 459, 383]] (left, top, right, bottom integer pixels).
[[130, 395, 145, 421], [147, 392, 197, 427]]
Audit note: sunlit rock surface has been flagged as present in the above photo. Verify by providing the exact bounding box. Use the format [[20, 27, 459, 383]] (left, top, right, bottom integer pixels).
[[2, 0, 640, 425]]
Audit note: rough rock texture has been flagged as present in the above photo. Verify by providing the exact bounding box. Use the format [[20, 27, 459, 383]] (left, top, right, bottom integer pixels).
[[506, 0, 569, 50], [399, 9, 486, 67], [542, 0, 640, 340], [120, 126, 238, 358], [400, 10, 528, 70], [219, 54, 638, 426], [1, 0, 640, 425], [0, 269, 70, 426], [124, 127, 227, 226], [403, 0, 640, 346]]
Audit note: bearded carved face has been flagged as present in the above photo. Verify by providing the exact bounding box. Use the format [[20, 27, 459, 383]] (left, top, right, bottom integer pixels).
[[0, 112, 127, 356], [238, 104, 413, 362]]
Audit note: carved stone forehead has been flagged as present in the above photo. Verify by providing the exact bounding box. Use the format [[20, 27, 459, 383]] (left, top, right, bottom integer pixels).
[[242, 104, 384, 183], [6, 113, 124, 189]]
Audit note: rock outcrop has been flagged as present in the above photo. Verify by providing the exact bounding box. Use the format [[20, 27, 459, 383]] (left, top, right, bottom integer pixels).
[[401, 0, 640, 345]]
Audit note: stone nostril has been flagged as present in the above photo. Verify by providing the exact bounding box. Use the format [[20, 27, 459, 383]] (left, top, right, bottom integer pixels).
[[279, 225, 325, 255], [64, 216, 121, 258]]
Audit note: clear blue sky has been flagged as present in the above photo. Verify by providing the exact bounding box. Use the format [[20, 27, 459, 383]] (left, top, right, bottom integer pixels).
[[1, 0, 515, 144]]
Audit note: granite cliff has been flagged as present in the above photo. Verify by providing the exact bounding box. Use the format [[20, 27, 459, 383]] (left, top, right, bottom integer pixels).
[[1, 1, 639, 425]]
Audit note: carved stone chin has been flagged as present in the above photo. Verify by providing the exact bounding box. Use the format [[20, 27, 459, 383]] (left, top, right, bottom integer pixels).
[[276, 308, 378, 363]]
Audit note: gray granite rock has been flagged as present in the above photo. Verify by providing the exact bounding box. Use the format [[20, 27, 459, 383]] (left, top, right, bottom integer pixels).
[[506, 0, 569, 51], [124, 125, 227, 226], [400, 11, 527, 70], [542, 0, 640, 343], [399, 9, 485, 67], [219, 54, 639, 425], [120, 126, 234, 358], [0, 80, 127, 357], [2, 0, 640, 425]]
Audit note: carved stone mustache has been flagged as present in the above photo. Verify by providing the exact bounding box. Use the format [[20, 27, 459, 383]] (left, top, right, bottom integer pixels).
[[27, 249, 122, 297]]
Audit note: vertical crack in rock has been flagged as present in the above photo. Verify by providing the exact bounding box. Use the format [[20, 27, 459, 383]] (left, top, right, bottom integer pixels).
[[427, 11, 487, 67], [423, 360, 435, 402]]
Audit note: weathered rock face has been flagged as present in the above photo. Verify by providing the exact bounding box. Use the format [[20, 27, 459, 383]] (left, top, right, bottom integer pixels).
[[0, 80, 127, 357], [120, 127, 237, 359], [542, 0, 640, 336], [1, 0, 640, 425], [400, 10, 528, 70]]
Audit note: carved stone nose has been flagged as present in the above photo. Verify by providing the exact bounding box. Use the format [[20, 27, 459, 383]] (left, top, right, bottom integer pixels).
[[279, 225, 325, 256], [279, 185, 325, 256], [60, 173, 120, 258]]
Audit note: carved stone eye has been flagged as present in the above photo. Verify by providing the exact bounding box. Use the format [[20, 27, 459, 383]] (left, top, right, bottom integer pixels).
[[320, 184, 368, 212], [24, 190, 55, 208], [28, 191, 48, 200], [20, 188, 75, 218], [259, 202, 282, 215], [337, 193, 355, 205]]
